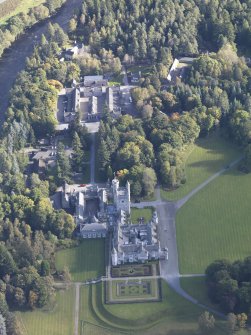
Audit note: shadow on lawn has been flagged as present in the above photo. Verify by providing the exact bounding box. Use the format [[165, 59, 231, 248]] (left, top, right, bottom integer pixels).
[[188, 158, 225, 173]]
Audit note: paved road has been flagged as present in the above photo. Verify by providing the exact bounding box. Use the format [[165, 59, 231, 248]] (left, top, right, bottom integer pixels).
[[122, 65, 129, 86], [90, 133, 96, 183], [131, 157, 243, 316], [176, 156, 243, 210], [74, 283, 81, 335]]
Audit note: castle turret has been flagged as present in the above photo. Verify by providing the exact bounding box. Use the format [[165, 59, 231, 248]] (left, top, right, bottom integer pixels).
[[112, 177, 119, 204], [126, 181, 131, 214], [152, 211, 158, 225], [112, 247, 118, 266]]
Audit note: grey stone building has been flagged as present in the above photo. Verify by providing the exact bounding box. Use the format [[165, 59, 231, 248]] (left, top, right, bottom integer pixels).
[[60, 178, 166, 265]]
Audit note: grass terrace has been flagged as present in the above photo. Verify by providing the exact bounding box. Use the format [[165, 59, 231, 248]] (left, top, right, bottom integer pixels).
[[78, 281, 227, 335]]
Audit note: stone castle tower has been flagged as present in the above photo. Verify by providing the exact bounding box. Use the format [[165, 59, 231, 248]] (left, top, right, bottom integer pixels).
[[112, 177, 131, 214]]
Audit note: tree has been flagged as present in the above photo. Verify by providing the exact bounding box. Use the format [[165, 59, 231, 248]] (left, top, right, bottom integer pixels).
[[71, 132, 84, 173], [28, 290, 38, 310], [142, 168, 157, 196], [98, 139, 110, 172], [68, 18, 77, 34], [0, 244, 17, 277], [198, 311, 215, 334], [40, 261, 50, 277], [240, 144, 251, 173], [0, 313, 6, 335], [31, 197, 53, 231], [131, 180, 142, 197], [236, 313, 247, 329], [13, 287, 26, 307], [51, 210, 75, 238], [141, 104, 153, 119], [226, 313, 237, 335], [56, 142, 71, 183], [5, 312, 24, 335]]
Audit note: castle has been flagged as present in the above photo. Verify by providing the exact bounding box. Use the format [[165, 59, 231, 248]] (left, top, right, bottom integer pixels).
[[60, 178, 165, 266]]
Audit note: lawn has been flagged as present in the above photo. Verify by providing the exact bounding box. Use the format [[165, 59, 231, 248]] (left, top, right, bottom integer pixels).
[[108, 73, 124, 86], [176, 166, 251, 274], [130, 207, 153, 224], [17, 287, 74, 335], [0, 0, 46, 25], [78, 281, 226, 335], [126, 64, 153, 77], [55, 239, 105, 281], [161, 131, 240, 201], [180, 277, 221, 311]]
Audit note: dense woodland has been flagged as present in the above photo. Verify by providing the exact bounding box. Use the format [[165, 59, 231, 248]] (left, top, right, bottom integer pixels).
[[206, 258, 251, 314], [0, 0, 66, 58], [1, 0, 251, 333], [83, 0, 251, 195], [97, 44, 251, 195], [76, 0, 251, 61], [0, 24, 84, 335]]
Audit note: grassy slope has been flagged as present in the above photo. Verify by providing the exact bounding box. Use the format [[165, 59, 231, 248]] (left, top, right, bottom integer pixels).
[[176, 167, 251, 274], [0, 0, 46, 25], [161, 131, 240, 201], [78, 282, 226, 335], [55, 240, 105, 281], [130, 207, 153, 223], [180, 277, 220, 311], [18, 287, 74, 335]]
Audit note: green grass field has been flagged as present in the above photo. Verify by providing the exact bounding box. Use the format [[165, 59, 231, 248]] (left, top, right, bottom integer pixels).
[[130, 207, 153, 224], [180, 277, 221, 311], [18, 287, 74, 335], [78, 281, 226, 335], [55, 240, 105, 281], [0, 0, 46, 25], [127, 65, 153, 77], [161, 131, 240, 201], [176, 166, 251, 274]]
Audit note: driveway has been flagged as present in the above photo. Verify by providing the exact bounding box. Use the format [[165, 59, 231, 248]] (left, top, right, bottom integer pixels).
[[130, 157, 242, 315]]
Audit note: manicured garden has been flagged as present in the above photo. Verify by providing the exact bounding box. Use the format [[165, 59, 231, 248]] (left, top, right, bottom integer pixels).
[[176, 166, 251, 274], [106, 278, 160, 303], [55, 239, 105, 281], [111, 263, 154, 277], [78, 281, 226, 335], [130, 207, 153, 224], [161, 131, 240, 201], [18, 287, 75, 335]]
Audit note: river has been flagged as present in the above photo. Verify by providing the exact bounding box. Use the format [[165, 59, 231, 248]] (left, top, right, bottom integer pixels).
[[0, 0, 83, 122]]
